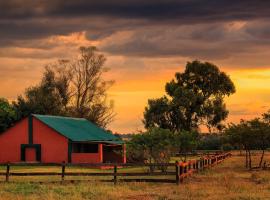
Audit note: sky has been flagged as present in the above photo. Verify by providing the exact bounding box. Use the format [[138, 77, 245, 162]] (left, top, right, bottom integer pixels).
[[1, 0, 270, 133]]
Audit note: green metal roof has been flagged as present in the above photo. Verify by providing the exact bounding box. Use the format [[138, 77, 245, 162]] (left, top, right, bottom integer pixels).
[[33, 114, 122, 143]]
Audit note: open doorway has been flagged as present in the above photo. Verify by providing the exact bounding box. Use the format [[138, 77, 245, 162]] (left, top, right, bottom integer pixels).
[[103, 144, 123, 163]]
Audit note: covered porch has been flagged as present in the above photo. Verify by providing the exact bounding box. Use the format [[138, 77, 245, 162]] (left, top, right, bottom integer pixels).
[[70, 141, 126, 164]]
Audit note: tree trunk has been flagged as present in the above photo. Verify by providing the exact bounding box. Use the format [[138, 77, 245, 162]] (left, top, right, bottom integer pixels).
[[245, 149, 248, 168], [248, 150, 252, 169], [259, 149, 265, 168]]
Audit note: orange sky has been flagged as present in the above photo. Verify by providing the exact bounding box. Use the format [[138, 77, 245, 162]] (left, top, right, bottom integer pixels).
[[2, 1, 270, 133], [106, 67, 270, 133], [2, 46, 270, 133]]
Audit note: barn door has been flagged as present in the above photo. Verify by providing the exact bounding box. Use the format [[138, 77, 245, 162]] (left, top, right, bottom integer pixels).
[[21, 144, 41, 162], [25, 147, 37, 162]]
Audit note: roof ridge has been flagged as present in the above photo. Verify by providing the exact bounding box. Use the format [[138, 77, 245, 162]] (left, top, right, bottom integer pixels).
[[32, 114, 86, 121]]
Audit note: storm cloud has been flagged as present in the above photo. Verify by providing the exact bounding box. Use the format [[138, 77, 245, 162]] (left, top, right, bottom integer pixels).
[[1, 0, 270, 42], [2, 0, 270, 133], [1, 0, 270, 21]]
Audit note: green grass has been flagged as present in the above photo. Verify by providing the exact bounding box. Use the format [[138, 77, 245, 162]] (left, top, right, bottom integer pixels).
[[1, 153, 270, 199]]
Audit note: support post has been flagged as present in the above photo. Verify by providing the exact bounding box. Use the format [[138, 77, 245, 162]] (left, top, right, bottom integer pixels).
[[122, 144, 126, 164], [179, 164, 183, 182], [113, 165, 117, 185], [175, 161, 180, 185], [61, 161, 66, 182], [6, 163, 10, 182], [99, 144, 103, 163], [202, 159, 205, 169]]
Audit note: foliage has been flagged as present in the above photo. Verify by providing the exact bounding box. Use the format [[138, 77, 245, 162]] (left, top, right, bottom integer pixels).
[[197, 133, 223, 150], [127, 128, 199, 170], [143, 60, 235, 132], [12, 46, 114, 128], [127, 128, 177, 171], [13, 69, 66, 120], [0, 98, 16, 133], [224, 116, 270, 169], [175, 130, 199, 161]]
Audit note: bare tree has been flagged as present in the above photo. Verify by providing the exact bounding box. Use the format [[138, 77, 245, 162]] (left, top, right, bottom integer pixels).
[[44, 46, 115, 127]]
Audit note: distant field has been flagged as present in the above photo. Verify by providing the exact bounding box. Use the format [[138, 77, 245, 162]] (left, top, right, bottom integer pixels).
[[0, 153, 270, 200]]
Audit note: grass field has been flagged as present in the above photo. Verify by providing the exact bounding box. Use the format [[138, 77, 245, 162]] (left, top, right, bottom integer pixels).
[[0, 154, 270, 200]]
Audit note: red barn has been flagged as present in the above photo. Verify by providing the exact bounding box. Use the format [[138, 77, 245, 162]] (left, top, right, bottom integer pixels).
[[0, 114, 126, 164]]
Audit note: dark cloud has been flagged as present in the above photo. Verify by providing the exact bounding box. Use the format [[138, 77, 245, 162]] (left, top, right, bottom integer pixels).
[[1, 0, 270, 41], [100, 23, 270, 60], [1, 0, 270, 21], [244, 21, 270, 40], [1, 0, 270, 62]]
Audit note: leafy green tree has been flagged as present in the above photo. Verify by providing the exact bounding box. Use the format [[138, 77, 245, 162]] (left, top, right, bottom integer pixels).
[[176, 130, 199, 161], [127, 128, 177, 172], [13, 68, 66, 120], [249, 118, 270, 168], [0, 98, 16, 133], [144, 60, 235, 132], [197, 133, 222, 151], [224, 118, 270, 169], [127, 128, 199, 170], [225, 120, 254, 168]]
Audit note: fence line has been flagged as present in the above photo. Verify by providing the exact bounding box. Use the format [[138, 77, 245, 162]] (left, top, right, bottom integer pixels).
[[175, 152, 231, 184], [0, 152, 231, 184]]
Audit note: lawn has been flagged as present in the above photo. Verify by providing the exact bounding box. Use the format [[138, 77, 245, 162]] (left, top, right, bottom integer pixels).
[[0, 153, 270, 200]]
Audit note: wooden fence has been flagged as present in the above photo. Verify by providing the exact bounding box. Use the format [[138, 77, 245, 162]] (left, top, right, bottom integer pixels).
[[0, 152, 231, 184]]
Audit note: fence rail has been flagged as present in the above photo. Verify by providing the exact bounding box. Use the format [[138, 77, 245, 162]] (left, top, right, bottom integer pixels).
[[0, 152, 231, 184]]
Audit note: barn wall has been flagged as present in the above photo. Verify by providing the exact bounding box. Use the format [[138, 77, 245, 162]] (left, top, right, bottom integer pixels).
[[71, 153, 101, 163], [71, 143, 103, 163], [0, 118, 28, 163], [33, 118, 68, 163]]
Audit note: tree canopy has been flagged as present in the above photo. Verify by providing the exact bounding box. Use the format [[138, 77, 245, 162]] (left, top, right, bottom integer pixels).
[[224, 115, 270, 169], [0, 98, 16, 133], [12, 46, 114, 128], [144, 60, 235, 132]]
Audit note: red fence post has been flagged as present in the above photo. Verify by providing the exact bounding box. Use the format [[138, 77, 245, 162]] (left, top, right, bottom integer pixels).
[[180, 164, 183, 182]]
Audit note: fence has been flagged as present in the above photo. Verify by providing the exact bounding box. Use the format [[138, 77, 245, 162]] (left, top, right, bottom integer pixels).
[[0, 152, 231, 184]]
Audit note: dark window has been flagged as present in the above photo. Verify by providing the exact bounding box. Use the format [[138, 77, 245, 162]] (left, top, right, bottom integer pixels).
[[72, 143, 98, 153]]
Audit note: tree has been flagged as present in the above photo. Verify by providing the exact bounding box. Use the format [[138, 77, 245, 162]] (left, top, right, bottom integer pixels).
[[66, 46, 115, 127], [224, 118, 270, 169], [127, 128, 199, 171], [175, 130, 199, 161], [0, 98, 16, 133], [13, 67, 67, 120], [197, 133, 223, 151], [225, 120, 255, 169], [13, 46, 114, 128], [127, 128, 177, 172], [144, 60, 235, 132]]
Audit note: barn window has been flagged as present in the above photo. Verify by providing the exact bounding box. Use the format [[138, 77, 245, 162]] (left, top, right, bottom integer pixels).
[[72, 143, 98, 153]]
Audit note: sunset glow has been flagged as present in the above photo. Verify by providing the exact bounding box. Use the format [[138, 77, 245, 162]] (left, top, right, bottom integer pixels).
[[1, 1, 270, 133]]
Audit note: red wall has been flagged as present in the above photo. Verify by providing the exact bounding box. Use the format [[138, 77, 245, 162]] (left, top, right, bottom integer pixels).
[[71, 143, 103, 163], [0, 118, 28, 163], [25, 148, 36, 162], [33, 118, 68, 163], [72, 153, 100, 163]]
